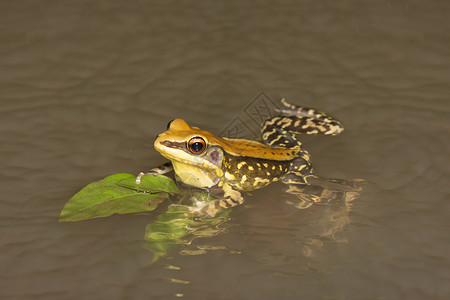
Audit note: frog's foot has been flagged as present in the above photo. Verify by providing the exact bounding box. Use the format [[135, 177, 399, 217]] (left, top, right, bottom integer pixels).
[[135, 172, 146, 184], [136, 162, 173, 184]]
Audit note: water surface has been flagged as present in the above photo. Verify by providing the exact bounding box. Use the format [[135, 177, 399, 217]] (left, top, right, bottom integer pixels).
[[0, 1, 449, 299]]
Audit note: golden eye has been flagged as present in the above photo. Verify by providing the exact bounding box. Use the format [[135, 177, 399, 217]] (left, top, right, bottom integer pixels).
[[188, 137, 206, 154]]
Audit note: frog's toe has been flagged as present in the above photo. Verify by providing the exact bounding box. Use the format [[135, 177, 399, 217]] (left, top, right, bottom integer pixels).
[[135, 162, 174, 184], [135, 172, 146, 184]]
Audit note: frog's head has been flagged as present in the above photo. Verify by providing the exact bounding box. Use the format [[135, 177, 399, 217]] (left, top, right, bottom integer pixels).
[[154, 119, 225, 188]]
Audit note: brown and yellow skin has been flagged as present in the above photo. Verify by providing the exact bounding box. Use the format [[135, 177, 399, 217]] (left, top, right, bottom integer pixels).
[[140, 98, 344, 217]]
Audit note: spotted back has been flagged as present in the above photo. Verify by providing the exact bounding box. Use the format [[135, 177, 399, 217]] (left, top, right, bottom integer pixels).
[[222, 152, 291, 191]]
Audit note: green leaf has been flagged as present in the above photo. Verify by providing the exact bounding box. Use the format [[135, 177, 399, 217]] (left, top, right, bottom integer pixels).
[[59, 173, 175, 222], [117, 174, 179, 193]]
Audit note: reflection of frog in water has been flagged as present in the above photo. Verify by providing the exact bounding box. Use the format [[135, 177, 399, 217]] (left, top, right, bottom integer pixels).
[[144, 186, 360, 260], [139, 98, 363, 217]]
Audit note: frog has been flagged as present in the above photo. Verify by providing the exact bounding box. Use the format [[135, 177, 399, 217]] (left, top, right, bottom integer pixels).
[[137, 98, 348, 217]]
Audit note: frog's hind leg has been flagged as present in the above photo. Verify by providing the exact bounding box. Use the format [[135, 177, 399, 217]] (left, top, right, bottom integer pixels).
[[275, 98, 344, 136], [262, 118, 304, 148]]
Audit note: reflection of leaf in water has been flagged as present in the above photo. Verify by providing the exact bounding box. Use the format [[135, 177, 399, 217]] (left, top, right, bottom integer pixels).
[[143, 190, 231, 263]]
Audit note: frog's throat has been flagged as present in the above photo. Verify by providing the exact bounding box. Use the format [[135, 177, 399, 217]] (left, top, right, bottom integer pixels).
[[171, 160, 222, 188]]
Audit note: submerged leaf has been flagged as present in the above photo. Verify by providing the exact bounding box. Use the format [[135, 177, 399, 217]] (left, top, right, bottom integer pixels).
[[59, 173, 177, 222]]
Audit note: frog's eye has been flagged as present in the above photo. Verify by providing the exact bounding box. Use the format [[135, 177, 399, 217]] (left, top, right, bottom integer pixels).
[[187, 137, 206, 154]]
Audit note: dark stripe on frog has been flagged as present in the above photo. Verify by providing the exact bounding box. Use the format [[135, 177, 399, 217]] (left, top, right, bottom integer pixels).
[[160, 140, 185, 150]]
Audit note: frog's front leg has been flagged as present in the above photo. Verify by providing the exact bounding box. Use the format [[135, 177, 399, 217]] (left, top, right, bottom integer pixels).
[[189, 184, 244, 217], [136, 162, 173, 184]]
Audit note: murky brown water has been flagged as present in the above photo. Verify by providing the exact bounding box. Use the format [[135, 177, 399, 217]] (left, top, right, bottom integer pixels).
[[1, 1, 449, 299]]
